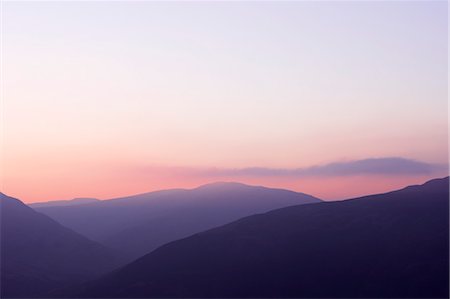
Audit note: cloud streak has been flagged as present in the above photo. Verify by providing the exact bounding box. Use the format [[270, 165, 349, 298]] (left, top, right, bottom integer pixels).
[[145, 157, 447, 178]]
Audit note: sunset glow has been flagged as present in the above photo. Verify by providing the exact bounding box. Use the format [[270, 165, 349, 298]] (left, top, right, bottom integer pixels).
[[1, 1, 447, 202]]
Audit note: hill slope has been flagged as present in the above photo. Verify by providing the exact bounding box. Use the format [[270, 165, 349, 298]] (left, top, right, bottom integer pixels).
[[79, 177, 449, 298], [34, 182, 320, 260], [0, 193, 120, 298], [29, 198, 100, 208]]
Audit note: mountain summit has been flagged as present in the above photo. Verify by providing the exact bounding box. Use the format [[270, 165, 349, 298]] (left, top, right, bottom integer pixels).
[[34, 183, 320, 260], [78, 177, 449, 298]]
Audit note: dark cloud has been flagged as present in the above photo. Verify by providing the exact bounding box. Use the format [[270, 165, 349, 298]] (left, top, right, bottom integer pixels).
[[193, 157, 447, 177]]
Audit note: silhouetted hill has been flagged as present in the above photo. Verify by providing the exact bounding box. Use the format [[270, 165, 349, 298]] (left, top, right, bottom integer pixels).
[[78, 177, 449, 298], [34, 183, 320, 260], [29, 197, 100, 208], [0, 193, 120, 298]]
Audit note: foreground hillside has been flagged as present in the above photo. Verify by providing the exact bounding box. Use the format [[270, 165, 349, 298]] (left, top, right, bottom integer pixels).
[[34, 182, 320, 260], [0, 193, 120, 298], [78, 177, 449, 298]]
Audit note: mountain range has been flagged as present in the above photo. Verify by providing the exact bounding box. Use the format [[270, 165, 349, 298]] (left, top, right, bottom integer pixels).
[[0, 193, 120, 298], [33, 182, 320, 260], [1, 178, 448, 298], [76, 177, 449, 298]]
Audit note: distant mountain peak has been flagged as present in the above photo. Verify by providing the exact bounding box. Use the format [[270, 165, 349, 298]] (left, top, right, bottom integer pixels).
[[29, 197, 100, 208], [34, 182, 320, 261], [63, 197, 100, 204], [399, 176, 449, 193], [77, 176, 449, 298], [195, 181, 255, 190], [421, 176, 449, 186]]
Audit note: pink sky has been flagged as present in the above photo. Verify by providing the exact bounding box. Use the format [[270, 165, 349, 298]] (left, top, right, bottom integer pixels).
[[2, 159, 447, 202], [1, 1, 448, 203]]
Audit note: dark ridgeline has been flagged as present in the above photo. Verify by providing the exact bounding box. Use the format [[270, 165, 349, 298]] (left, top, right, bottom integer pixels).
[[0, 193, 121, 298], [77, 177, 449, 298], [28, 198, 100, 208], [33, 182, 321, 261]]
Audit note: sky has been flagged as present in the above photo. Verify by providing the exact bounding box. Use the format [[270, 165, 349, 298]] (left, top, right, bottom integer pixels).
[[1, 0, 448, 203]]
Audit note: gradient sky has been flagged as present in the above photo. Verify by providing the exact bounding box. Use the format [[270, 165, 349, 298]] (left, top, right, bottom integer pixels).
[[1, 1, 448, 203]]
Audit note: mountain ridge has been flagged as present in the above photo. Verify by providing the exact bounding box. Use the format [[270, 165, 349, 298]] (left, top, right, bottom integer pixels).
[[0, 193, 122, 298], [29, 198, 100, 208], [33, 182, 321, 261], [76, 177, 449, 298]]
